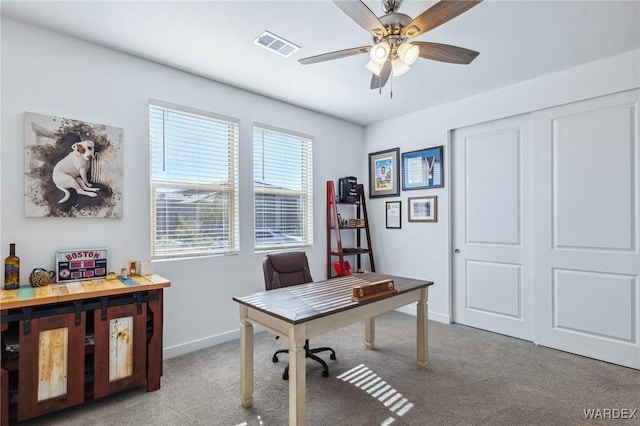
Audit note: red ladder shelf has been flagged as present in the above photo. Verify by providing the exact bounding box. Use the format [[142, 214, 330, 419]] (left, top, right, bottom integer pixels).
[[326, 180, 376, 278]]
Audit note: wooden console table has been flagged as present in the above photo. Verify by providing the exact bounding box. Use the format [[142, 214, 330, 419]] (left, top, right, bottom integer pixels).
[[0, 274, 170, 425]]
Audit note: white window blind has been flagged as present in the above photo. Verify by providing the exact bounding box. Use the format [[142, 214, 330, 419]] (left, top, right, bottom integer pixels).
[[253, 125, 313, 250], [150, 101, 239, 258]]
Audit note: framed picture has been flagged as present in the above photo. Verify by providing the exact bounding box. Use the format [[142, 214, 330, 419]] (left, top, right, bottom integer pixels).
[[369, 147, 400, 198], [24, 112, 124, 218], [385, 201, 401, 229], [408, 196, 437, 222], [402, 146, 444, 190]]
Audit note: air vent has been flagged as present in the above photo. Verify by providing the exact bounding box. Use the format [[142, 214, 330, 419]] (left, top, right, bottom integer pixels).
[[253, 31, 300, 57]]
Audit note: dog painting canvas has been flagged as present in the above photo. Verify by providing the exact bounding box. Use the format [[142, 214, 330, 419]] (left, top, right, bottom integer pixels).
[[24, 112, 123, 218]]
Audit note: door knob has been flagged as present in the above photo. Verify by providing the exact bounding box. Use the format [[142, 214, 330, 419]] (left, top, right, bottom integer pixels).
[[454, 249, 460, 253]]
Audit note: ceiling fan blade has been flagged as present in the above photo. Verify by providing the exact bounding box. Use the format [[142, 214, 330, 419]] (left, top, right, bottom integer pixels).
[[333, 1, 388, 38], [414, 41, 479, 64], [370, 61, 391, 89], [402, 0, 482, 38], [299, 46, 371, 65]]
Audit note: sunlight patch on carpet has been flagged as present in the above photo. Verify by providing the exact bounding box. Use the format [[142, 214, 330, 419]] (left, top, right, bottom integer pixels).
[[337, 364, 415, 424], [235, 414, 264, 426]]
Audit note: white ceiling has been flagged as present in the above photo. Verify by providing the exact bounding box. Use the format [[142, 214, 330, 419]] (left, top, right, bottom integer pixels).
[[2, 0, 639, 126]]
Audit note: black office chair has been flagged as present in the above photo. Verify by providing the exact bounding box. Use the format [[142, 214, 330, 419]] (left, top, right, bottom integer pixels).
[[262, 251, 337, 380]]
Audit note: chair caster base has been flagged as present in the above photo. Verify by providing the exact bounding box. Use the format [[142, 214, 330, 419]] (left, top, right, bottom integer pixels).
[[272, 355, 279, 363], [330, 353, 336, 360], [322, 370, 329, 378]]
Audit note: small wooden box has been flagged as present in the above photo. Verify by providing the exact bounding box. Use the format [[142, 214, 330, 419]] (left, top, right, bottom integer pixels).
[[352, 279, 397, 302], [348, 218, 366, 228]]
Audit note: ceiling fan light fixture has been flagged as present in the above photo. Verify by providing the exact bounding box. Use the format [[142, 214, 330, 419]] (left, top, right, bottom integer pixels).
[[404, 25, 420, 37], [369, 41, 390, 64], [397, 42, 419, 65], [391, 58, 410, 77], [298, 0, 483, 92], [365, 60, 383, 76]]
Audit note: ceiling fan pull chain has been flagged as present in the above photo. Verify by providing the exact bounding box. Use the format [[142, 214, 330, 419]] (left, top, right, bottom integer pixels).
[[390, 75, 393, 99]]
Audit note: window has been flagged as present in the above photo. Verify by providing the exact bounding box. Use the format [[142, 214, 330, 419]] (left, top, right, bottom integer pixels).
[[253, 124, 313, 250], [150, 101, 239, 258]]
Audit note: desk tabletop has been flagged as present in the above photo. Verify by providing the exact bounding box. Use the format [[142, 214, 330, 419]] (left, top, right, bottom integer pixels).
[[0, 274, 171, 310], [233, 272, 432, 324]]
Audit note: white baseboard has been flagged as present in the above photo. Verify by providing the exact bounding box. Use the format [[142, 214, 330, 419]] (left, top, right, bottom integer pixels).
[[163, 311, 451, 359], [394, 306, 451, 324], [163, 329, 240, 360], [428, 311, 451, 324]]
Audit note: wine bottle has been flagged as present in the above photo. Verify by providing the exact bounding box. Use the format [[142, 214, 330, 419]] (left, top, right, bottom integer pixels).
[[4, 243, 20, 290]]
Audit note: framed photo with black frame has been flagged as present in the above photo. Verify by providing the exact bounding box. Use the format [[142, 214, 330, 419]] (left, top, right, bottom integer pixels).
[[385, 201, 401, 229], [369, 147, 400, 198], [402, 146, 444, 190], [408, 196, 437, 222]]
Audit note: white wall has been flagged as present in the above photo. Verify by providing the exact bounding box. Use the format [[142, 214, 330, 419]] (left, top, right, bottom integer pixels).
[[3, 16, 639, 360], [1, 18, 364, 358], [364, 49, 640, 323]]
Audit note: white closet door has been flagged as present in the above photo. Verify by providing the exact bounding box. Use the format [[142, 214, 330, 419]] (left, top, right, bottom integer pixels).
[[532, 90, 640, 369], [452, 114, 534, 341]]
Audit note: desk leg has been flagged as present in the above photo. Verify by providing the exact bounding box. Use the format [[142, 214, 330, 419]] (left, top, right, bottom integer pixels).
[[365, 317, 375, 350], [417, 288, 428, 370], [239, 306, 254, 408], [288, 324, 306, 426]]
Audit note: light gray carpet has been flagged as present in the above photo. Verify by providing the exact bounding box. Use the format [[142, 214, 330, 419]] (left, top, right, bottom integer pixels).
[[20, 312, 640, 425]]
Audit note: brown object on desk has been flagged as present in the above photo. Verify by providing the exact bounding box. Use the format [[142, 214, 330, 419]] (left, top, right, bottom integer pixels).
[[351, 278, 397, 302]]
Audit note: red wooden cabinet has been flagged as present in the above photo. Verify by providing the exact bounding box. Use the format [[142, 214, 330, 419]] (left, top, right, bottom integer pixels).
[[93, 303, 147, 398], [1, 311, 9, 426], [17, 312, 86, 421], [0, 277, 169, 425]]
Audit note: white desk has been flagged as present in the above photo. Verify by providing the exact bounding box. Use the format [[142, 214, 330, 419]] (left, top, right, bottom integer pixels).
[[233, 273, 432, 426]]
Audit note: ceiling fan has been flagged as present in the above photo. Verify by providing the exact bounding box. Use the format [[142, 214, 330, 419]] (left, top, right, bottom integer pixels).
[[299, 0, 483, 90]]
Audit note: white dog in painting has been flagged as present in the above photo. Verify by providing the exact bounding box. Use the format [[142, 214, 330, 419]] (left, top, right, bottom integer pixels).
[[52, 140, 100, 203]]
